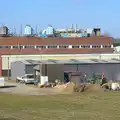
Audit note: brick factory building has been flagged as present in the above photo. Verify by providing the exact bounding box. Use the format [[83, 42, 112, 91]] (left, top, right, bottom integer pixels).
[[0, 36, 114, 76], [0, 36, 113, 55]]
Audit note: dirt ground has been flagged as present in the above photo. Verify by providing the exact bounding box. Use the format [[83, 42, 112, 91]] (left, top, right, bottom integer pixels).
[[0, 81, 63, 96], [0, 81, 103, 96]]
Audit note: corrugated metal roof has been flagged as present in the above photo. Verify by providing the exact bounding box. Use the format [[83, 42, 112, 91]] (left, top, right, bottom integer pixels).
[[19, 59, 120, 65]]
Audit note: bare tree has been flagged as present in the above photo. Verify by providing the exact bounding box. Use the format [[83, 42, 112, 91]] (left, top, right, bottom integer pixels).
[[104, 31, 111, 37]]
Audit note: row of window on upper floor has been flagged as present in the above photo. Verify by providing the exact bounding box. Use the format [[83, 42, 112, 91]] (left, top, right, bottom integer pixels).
[[0, 45, 113, 49]]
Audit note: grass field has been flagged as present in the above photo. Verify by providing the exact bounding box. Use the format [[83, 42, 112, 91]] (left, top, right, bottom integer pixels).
[[0, 91, 120, 120]]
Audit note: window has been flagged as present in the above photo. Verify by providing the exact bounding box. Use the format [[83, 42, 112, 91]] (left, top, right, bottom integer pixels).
[[12, 45, 24, 49], [92, 46, 96, 48], [103, 45, 107, 48], [81, 45, 90, 48], [48, 45, 57, 48], [36, 46, 46, 49], [108, 45, 111, 48], [72, 45, 79, 48], [26, 75, 34, 78], [85, 45, 90, 48], [19, 45, 23, 49], [81, 45, 85, 48], [103, 45, 111, 48], [0, 46, 11, 48], [92, 45, 101, 48], [13, 46, 19, 48], [59, 45, 68, 48], [24, 45, 35, 48], [97, 45, 101, 48]]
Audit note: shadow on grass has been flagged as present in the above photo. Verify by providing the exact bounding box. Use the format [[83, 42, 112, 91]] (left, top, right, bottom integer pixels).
[[0, 118, 16, 120]]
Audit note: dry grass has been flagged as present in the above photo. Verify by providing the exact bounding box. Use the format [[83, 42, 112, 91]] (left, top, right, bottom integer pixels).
[[0, 91, 120, 120]]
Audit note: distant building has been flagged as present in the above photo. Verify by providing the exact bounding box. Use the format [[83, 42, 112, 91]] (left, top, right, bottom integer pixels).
[[24, 25, 33, 36], [0, 26, 8, 37], [46, 25, 54, 35], [114, 46, 120, 53], [40, 25, 55, 37]]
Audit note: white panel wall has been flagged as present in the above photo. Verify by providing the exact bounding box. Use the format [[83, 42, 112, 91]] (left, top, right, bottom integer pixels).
[[2, 54, 120, 70]]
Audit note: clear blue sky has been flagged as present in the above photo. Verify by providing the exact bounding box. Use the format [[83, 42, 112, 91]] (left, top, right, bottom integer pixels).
[[0, 0, 120, 37]]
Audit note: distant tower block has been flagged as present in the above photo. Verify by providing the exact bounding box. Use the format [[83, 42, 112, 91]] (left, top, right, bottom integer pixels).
[[35, 25, 38, 35], [46, 25, 54, 36], [13, 26, 16, 35], [0, 26, 8, 37], [24, 24, 33, 36], [75, 24, 77, 33], [71, 24, 73, 29]]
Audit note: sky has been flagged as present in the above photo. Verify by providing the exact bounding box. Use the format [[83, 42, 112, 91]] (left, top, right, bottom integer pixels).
[[0, 0, 120, 37]]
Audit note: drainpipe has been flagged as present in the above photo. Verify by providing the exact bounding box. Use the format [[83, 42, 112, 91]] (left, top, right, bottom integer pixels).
[[100, 52, 101, 60], [77, 64, 79, 71], [39, 48, 42, 83], [7, 57, 9, 80]]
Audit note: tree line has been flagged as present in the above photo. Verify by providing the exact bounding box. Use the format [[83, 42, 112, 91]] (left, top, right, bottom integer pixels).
[[113, 39, 120, 47]]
